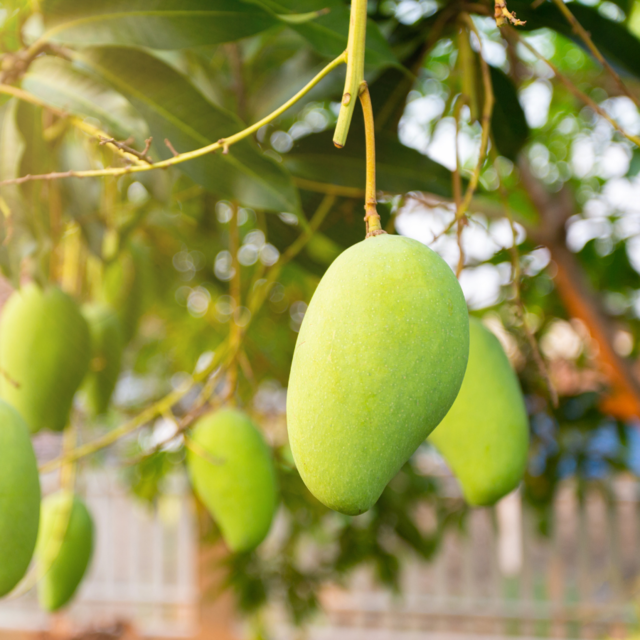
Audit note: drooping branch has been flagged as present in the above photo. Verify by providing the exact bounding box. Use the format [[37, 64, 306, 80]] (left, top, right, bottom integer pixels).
[[0, 53, 347, 188]]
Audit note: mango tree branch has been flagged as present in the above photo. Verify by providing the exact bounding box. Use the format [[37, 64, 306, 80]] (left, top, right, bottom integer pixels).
[[333, 0, 367, 148], [0, 53, 347, 188], [549, 0, 640, 109], [519, 159, 640, 418], [508, 27, 640, 148]]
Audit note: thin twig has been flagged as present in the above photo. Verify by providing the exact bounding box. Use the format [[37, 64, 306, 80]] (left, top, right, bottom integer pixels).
[[99, 136, 153, 164], [458, 14, 495, 222], [165, 139, 179, 157], [0, 54, 347, 187], [549, 0, 640, 109], [508, 27, 640, 148], [493, 147, 558, 406]]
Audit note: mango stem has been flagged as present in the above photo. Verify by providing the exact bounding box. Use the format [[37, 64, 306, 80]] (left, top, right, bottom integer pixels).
[[360, 83, 385, 238]]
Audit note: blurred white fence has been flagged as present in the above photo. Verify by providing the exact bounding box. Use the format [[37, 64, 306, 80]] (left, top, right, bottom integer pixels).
[[270, 476, 640, 640], [0, 469, 198, 638]]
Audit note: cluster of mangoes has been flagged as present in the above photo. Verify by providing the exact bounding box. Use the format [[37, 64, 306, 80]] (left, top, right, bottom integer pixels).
[[287, 235, 529, 513], [0, 233, 530, 612]]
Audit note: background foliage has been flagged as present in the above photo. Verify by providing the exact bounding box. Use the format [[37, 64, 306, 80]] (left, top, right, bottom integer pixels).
[[1, 0, 640, 625]]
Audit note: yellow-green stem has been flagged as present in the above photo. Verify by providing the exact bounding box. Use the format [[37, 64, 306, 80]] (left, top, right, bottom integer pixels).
[[333, 0, 368, 148], [0, 53, 347, 187], [359, 83, 384, 237]]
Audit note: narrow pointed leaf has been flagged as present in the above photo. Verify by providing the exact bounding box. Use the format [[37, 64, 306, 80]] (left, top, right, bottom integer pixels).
[[78, 47, 300, 214], [41, 0, 279, 49], [22, 56, 147, 141]]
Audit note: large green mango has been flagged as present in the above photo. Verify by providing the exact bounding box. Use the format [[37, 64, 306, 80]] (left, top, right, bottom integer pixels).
[[287, 234, 469, 516], [187, 409, 278, 552], [0, 284, 91, 433], [0, 400, 41, 596], [429, 317, 529, 506], [36, 491, 94, 612], [82, 303, 124, 416]]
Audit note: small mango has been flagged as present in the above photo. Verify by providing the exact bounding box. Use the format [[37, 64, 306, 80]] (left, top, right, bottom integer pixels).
[[103, 241, 152, 344], [82, 303, 124, 416], [0, 284, 91, 432], [36, 491, 94, 612], [187, 409, 278, 552], [429, 317, 529, 506], [0, 400, 40, 596], [287, 235, 469, 516]]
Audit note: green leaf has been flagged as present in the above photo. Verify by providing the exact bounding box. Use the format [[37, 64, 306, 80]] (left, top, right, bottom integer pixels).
[[0, 99, 26, 284], [78, 47, 300, 214], [510, 1, 640, 79], [40, 0, 279, 49], [489, 66, 529, 161], [21, 56, 147, 141], [252, 0, 398, 68], [284, 128, 452, 198]]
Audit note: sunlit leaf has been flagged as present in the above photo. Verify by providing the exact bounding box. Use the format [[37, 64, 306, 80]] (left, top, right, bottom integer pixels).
[[253, 0, 399, 68], [22, 56, 147, 141], [40, 0, 279, 49], [78, 47, 300, 214]]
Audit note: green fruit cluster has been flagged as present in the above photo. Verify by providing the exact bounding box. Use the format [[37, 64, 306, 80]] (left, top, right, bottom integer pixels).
[[429, 317, 529, 506], [287, 235, 470, 515], [0, 284, 91, 432], [0, 400, 41, 597], [36, 491, 94, 612], [187, 408, 278, 552]]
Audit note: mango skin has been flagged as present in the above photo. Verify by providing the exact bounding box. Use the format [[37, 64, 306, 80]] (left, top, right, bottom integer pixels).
[[187, 409, 278, 553], [429, 317, 530, 506], [287, 234, 469, 516], [0, 400, 41, 596], [0, 284, 91, 433], [82, 303, 124, 416], [36, 491, 94, 612]]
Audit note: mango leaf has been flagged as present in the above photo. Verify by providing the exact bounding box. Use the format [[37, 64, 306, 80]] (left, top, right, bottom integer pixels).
[[40, 0, 279, 49], [0, 100, 26, 284], [78, 47, 300, 214], [510, 1, 640, 79], [22, 56, 147, 141], [252, 0, 398, 68], [490, 66, 529, 161], [284, 128, 452, 198]]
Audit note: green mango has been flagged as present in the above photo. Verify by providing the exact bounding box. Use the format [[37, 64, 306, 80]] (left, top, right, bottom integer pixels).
[[0, 284, 91, 433], [287, 234, 469, 516], [103, 241, 153, 344], [187, 409, 278, 552], [429, 317, 529, 506], [36, 491, 94, 612], [0, 400, 41, 596], [82, 303, 124, 416]]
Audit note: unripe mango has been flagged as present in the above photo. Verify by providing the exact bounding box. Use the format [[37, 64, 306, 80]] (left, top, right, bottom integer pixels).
[[429, 317, 529, 506], [287, 235, 469, 516], [82, 303, 124, 416], [103, 242, 152, 344], [0, 400, 40, 596], [187, 409, 278, 552], [0, 284, 91, 433], [36, 491, 94, 612]]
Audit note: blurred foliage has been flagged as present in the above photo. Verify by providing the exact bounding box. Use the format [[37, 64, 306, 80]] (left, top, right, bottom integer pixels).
[[1, 0, 640, 626]]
